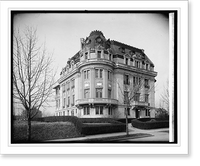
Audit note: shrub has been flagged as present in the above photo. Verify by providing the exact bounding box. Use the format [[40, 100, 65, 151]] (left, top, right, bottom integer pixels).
[[33, 116, 82, 133], [34, 117, 126, 136], [81, 123, 126, 135], [12, 121, 81, 143], [131, 118, 169, 129], [116, 118, 135, 123], [155, 108, 169, 120], [80, 118, 122, 124]]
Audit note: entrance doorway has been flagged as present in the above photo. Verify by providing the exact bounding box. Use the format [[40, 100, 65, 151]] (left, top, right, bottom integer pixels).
[[135, 109, 139, 118]]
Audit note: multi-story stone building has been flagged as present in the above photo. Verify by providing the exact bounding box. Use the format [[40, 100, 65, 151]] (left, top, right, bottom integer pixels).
[[54, 30, 157, 119]]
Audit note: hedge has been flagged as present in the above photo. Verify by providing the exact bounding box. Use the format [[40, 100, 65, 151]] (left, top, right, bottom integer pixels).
[[131, 118, 169, 129], [33, 116, 82, 133], [33, 116, 126, 136], [80, 118, 123, 124], [116, 118, 135, 124], [81, 123, 126, 135]]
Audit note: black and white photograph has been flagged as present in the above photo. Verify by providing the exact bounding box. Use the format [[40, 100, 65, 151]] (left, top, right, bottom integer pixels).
[[11, 11, 176, 144]]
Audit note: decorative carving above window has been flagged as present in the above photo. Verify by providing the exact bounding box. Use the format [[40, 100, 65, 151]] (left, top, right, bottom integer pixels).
[[96, 36, 102, 44], [85, 38, 91, 45]]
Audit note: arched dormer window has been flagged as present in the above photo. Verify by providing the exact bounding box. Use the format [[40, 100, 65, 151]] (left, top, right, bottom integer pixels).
[[71, 60, 74, 69], [124, 54, 130, 65]]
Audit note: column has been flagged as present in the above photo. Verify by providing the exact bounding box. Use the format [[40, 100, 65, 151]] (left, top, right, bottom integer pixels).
[[90, 68, 95, 98], [103, 69, 108, 98]]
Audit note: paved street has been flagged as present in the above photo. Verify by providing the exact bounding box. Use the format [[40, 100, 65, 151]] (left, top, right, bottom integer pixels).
[[121, 124, 169, 142]]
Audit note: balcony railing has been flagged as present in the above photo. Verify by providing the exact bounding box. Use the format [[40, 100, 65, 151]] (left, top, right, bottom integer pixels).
[[76, 98, 118, 105], [132, 101, 149, 107]]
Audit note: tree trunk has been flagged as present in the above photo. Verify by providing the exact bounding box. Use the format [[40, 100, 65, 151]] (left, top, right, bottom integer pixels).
[[125, 108, 129, 136], [27, 118, 31, 142]]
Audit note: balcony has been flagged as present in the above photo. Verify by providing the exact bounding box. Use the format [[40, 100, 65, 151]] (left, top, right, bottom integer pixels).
[[76, 98, 118, 106], [132, 101, 149, 107]]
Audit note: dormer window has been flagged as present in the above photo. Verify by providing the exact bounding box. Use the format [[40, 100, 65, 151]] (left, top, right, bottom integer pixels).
[[97, 51, 101, 58], [146, 64, 149, 70], [135, 61, 140, 68], [109, 54, 112, 61], [85, 52, 88, 60], [125, 58, 129, 65]]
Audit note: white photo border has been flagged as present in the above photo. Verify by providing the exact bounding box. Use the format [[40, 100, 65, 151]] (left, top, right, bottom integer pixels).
[[0, 1, 188, 154]]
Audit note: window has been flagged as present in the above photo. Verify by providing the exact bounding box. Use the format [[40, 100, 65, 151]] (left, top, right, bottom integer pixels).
[[133, 76, 141, 85], [146, 109, 150, 116], [97, 51, 101, 58], [124, 91, 129, 104], [145, 79, 149, 88], [87, 70, 90, 79], [83, 107, 90, 115], [124, 108, 130, 116], [67, 82, 70, 91], [133, 76, 136, 85], [63, 111, 65, 116], [95, 69, 103, 78], [84, 89, 90, 98], [56, 88, 60, 95], [71, 79, 75, 88], [58, 99, 60, 108], [139, 77, 141, 85], [108, 71, 111, 80], [95, 106, 103, 115], [62, 83, 65, 93], [108, 107, 112, 115], [146, 64, 149, 70], [56, 100, 58, 109], [68, 96, 70, 107], [135, 61, 140, 68], [72, 95, 75, 106], [124, 74, 129, 85], [95, 69, 98, 78], [125, 58, 129, 65], [109, 54, 112, 61], [84, 70, 90, 79], [145, 94, 149, 103], [134, 93, 140, 102], [84, 71, 87, 79], [63, 98, 66, 108], [100, 69, 103, 78], [67, 110, 69, 115], [96, 88, 102, 98], [127, 108, 130, 115], [85, 52, 88, 60], [108, 89, 111, 98], [71, 110, 74, 116]]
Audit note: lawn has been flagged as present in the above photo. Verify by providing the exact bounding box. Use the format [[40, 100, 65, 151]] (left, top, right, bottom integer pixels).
[[12, 120, 81, 143]]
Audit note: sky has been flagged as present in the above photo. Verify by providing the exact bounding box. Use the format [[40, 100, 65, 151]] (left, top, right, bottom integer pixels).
[[13, 12, 169, 115]]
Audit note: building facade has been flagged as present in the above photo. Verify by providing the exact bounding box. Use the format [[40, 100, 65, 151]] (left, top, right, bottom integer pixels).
[[54, 30, 157, 119]]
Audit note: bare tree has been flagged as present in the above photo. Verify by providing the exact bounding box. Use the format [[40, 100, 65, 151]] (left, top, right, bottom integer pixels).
[[13, 27, 55, 142], [161, 80, 169, 112], [116, 77, 155, 135]]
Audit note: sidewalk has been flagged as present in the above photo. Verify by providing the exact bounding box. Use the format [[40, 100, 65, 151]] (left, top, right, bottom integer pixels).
[[47, 124, 169, 143]]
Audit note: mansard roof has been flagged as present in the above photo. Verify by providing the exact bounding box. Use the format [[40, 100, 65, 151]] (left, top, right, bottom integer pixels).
[[111, 40, 144, 54], [61, 30, 155, 74]]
